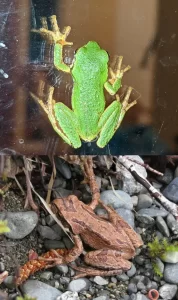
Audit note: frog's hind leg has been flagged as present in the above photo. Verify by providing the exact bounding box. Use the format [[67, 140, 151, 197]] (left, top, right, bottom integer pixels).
[[97, 87, 136, 148], [30, 81, 81, 148]]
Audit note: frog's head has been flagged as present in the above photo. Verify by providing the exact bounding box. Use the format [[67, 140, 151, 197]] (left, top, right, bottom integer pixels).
[[52, 196, 84, 234]]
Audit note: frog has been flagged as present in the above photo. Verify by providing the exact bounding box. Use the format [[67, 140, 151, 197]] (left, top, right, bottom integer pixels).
[[31, 15, 137, 148], [50, 157, 143, 277]]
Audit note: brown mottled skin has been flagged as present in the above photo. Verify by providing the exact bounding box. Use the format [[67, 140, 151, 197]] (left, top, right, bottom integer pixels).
[[52, 157, 143, 277]]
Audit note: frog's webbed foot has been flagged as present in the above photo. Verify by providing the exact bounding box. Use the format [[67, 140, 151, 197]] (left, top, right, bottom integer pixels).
[[116, 86, 137, 130], [32, 15, 72, 46], [32, 15, 72, 72], [104, 56, 131, 95]]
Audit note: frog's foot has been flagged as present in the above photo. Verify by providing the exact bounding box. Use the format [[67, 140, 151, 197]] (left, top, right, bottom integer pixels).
[[30, 81, 81, 148], [72, 265, 123, 279], [116, 86, 137, 130], [32, 15, 72, 72], [32, 15, 72, 46], [105, 56, 131, 95], [110, 56, 131, 82]]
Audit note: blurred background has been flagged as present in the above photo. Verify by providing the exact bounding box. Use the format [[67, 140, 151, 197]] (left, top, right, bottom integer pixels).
[[0, 0, 178, 155]]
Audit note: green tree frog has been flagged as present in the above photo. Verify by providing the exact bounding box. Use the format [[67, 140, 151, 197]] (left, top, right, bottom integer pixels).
[[31, 15, 137, 148]]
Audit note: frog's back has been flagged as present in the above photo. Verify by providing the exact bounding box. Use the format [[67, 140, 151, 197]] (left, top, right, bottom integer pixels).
[[71, 41, 109, 140]]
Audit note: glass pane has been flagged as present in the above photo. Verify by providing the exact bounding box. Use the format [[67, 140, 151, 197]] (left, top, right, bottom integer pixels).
[[0, 0, 178, 155]]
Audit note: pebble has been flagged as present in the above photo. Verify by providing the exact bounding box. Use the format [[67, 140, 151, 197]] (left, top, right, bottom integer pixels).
[[132, 196, 138, 206], [162, 251, 178, 264], [57, 291, 79, 300], [135, 214, 155, 226], [135, 294, 148, 300], [54, 157, 72, 179], [0, 262, 5, 272], [116, 156, 147, 195], [136, 194, 153, 210], [55, 264, 69, 275], [166, 214, 178, 234], [162, 178, 178, 203], [3, 276, 16, 289], [53, 188, 73, 199], [46, 215, 56, 226], [21, 280, 62, 300], [127, 283, 137, 294], [127, 264, 136, 277], [0, 211, 38, 239], [155, 258, 164, 275], [93, 296, 109, 300], [157, 168, 173, 185], [63, 236, 74, 249], [116, 208, 135, 228], [134, 256, 145, 266], [100, 190, 133, 210], [164, 263, 178, 284], [159, 283, 177, 300], [44, 239, 65, 250], [93, 276, 109, 285], [37, 225, 62, 240], [67, 278, 91, 292], [174, 166, 178, 178], [117, 273, 129, 281], [137, 208, 168, 217], [53, 177, 67, 189], [156, 216, 170, 237], [40, 271, 53, 280]]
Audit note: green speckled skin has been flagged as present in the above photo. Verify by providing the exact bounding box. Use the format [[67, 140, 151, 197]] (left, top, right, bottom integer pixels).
[[71, 41, 109, 141]]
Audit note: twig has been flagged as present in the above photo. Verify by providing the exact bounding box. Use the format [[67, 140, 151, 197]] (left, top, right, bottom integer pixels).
[[125, 156, 164, 176], [23, 157, 38, 212], [117, 156, 178, 218]]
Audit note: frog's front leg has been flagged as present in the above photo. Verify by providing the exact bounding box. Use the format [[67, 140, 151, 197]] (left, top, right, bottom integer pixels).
[[30, 81, 82, 148], [97, 87, 137, 148], [32, 15, 72, 73], [104, 56, 131, 95]]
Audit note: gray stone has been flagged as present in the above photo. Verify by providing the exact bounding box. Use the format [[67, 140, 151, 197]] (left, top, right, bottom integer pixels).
[[53, 188, 73, 199], [21, 280, 62, 300], [155, 258, 164, 275], [40, 271, 53, 280], [127, 264, 136, 277], [3, 275, 16, 289], [136, 214, 155, 226], [157, 168, 173, 185], [116, 156, 147, 195], [67, 278, 91, 292], [117, 273, 129, 281], [159, 283, 177, 300], [63, 236, 74, 249], [127, 283, 137, 294], [93, 296, 109, 300], [44, 239, 65, 250], [174, 166, 178, 178], [162, 178, 178, 203], [93, 276, 108, 285], [162, 251, 178, 263], [54, 157, 71, 179], [116, 208, 135, 228], [46, 215, 56, 226], [137, 282, 145, 291], [167, 214, 178, 234], [156, 216, 170, 237], [136, 194, 153, 210], [37, 225, 62, 240], [152, 181, 163, 189], [57, 291, 79, 300], [0, 211, 38, 239], [135, 294, 149, 300], [137, 208, 168, 217], [51, 224, 65, 237], [100, 190, 133, 210], [134, 256, 145, 266], [55, 264, 69, 274], [132, 196, 138, 207], [164, 263, 178, 284], [0, 262, 5, 272]]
